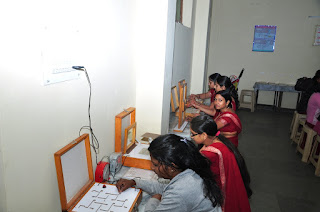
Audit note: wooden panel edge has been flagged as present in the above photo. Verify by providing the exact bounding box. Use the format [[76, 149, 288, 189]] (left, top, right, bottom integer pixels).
[[129, 189, 143, 212], [122, 157, 152, 170]]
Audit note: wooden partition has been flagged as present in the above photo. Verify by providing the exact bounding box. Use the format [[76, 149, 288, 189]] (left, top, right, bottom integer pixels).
[[173, 80, 188, 132], [115, 107, 151, 170], [54, 134, 94, 211], [115, 107, 136, 153]]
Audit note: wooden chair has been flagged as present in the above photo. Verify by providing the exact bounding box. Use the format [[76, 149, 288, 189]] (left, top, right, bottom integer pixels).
[[309, 135, 320, 176], [296, 122, 317, 163]]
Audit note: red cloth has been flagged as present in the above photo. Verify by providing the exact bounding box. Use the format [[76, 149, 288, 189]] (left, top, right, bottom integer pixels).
[[214, 111, 242, 147], [201, 143, 251, 212], [210, 89, 216, 103], [231, 99, 237, 111]]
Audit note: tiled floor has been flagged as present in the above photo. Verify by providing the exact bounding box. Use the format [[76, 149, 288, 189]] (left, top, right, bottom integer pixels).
[[169, 109, 320, 211]]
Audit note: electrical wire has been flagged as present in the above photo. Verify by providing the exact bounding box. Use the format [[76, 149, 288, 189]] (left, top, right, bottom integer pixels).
[[78, 67, 100, 165]]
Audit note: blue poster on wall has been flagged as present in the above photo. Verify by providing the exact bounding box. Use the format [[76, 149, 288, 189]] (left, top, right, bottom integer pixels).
[[252, 25, 277, 52]]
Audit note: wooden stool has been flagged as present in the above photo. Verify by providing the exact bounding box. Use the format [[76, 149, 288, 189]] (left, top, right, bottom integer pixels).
[[296, 123, 317, 163], [309, 135, 320, 176], [290, 111, 306, 134], [239, 90, 255, 112], [290, 111, 306, 142], [291, 118, 306, 144]]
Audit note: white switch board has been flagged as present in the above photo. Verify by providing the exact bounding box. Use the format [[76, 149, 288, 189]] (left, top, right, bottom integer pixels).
[[44, 70, 81, 85]]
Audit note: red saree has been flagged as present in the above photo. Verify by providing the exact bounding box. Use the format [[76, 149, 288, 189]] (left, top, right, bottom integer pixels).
[[214, 111, 242, 147], [210, 89, 216, 103], [213, 100, 237, 120], [201, 143, 251, 212]]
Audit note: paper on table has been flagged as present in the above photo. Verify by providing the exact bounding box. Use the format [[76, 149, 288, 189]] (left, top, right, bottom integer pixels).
[[122, 167, 158, 181], [125, 143, 151, 160], [140, 133, 160, 142]]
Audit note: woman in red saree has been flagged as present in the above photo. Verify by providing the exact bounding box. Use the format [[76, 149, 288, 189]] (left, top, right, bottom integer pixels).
[[187, 73, 221, 119], [190, 115, 252, 212], [214, 76, 239, 111], [192, 76, 239, 118], [188, 73, 221, 105], [214, 90, 242, 147]]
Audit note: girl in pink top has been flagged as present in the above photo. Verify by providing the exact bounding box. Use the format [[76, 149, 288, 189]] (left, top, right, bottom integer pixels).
[[306, 92, 320, 135]]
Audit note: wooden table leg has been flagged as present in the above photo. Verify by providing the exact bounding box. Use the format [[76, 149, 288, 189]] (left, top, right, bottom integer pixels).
[[277, 91, 283, 112]]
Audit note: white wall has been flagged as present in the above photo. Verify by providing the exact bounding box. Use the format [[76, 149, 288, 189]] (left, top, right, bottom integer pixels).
[[0, 0, 173, 211], [190, 0, 211, 94], [171, 0, 212, 96], [134, 0, 175, 136], [208, 0, 320, 108], [171, 0, 196, 91], [182, 0, 194, 28], [0, 134, 6, 212], [172, 23, 193, 90], [161, 1, 177, 134]]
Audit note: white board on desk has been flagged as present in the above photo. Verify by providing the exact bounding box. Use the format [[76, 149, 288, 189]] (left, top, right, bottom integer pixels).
[[54, 134, 94, 211], [71, 183, 141, 212], [61, 140, 89, 203]]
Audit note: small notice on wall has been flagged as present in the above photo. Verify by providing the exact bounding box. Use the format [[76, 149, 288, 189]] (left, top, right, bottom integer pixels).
[[313, 25, 320, 46], [252, 25, 277, 52]]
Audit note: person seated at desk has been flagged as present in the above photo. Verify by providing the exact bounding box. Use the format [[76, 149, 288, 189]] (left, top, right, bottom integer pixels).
[[298, 85, 320, 152], [213, 90, 242, 147], [188, 73, 221, 109], [190, 115, 252, 212], [306, 85, 320, 135], [214, 76, 239, 111], [191, 76, 239, 117], [296, 70, 320, 114], [116, 134, 223, 212]]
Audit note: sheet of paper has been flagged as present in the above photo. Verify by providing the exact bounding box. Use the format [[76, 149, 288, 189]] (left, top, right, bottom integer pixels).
[[125, 143, 151, 160], [140, 133, 160, 140], [72, 183, 140, 212], [122, 167, 158, 181]]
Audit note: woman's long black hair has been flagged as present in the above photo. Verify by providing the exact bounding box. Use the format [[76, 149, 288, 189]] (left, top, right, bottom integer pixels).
[[148, 134, 223, 207], [209, 73, 221, 83], [216, 76, 239, 109], [190, 115, 253, 198]]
